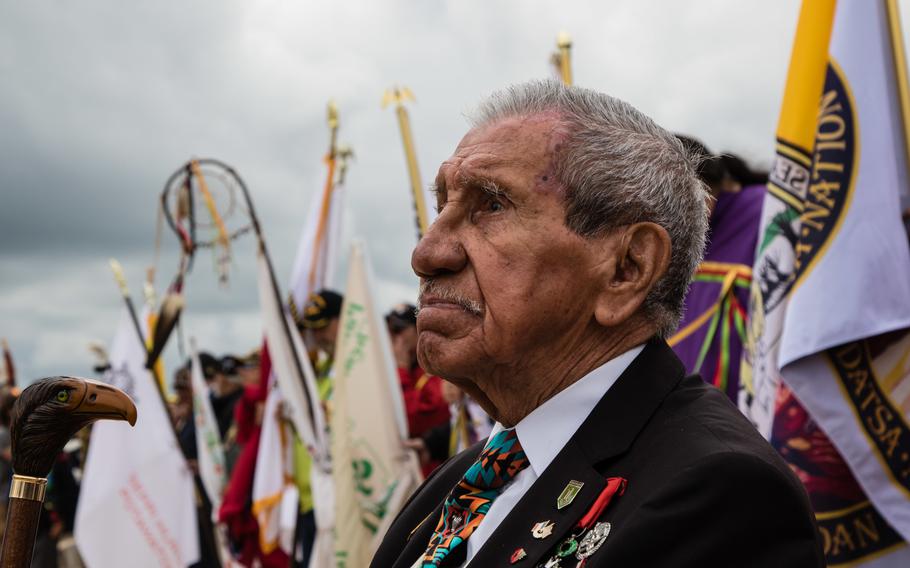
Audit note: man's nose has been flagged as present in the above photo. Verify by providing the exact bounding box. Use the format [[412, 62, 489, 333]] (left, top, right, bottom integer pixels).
[[411, 217, 467, 278]]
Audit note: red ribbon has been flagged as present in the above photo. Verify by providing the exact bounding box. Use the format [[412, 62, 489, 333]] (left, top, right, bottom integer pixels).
[[578, 477, 627, 530]]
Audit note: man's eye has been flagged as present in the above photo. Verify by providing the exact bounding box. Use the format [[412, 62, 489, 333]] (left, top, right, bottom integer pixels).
[[486, 199, 504, 213]]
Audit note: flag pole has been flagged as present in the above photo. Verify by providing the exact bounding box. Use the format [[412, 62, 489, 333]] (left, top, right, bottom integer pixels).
[[307, 101, 341, 294], [383, 86, 429, 238], [109, 260, 149, 356], [556, 31, 573, 85], [884, 0, 910, 176]]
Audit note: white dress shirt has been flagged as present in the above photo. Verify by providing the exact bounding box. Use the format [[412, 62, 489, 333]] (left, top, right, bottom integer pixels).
[[460, 344, 644, 566]]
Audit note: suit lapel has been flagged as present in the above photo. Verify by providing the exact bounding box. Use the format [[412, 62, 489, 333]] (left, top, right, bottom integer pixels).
[[469, 338, 685, 566], [575, 338, 685, 464]]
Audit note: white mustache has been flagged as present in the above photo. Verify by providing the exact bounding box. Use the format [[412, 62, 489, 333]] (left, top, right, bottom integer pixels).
[[416, 279, 484, 316]]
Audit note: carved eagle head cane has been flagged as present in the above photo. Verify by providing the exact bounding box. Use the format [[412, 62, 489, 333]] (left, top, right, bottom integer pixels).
[[1, 377, 137, 567]]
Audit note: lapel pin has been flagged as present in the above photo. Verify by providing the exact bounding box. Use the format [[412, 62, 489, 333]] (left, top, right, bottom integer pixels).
[[531, 520, 555, 539], [510, 547, 527, 563], [557, 479, 584, 510]]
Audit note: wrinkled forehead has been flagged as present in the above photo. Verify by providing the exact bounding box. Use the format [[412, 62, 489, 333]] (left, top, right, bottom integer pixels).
[[436, 113, 568, 185]]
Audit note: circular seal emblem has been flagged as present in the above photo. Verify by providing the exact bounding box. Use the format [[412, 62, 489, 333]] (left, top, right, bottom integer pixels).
[[793, 59, 858, 286]]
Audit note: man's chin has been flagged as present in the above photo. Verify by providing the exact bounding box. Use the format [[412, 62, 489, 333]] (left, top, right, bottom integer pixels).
[[416, 332, 474, 378]]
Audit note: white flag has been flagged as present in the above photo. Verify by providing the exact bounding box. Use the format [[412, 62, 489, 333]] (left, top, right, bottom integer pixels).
[[257, 250, 328, 461], [75, 309, 199, 567], [743, 1, 910, 565], [332, 242, 422, 567], [190, 339, 227, 513], [288, 174, 345, 311], [254, 168, 343, 564], [251, 383, 297, 555]]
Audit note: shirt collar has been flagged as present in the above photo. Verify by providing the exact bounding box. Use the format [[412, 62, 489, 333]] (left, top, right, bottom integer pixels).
[[488, 344, 645, 477]]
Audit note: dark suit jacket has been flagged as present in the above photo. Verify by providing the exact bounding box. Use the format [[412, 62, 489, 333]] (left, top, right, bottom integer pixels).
[[371, 339, 824, 567]]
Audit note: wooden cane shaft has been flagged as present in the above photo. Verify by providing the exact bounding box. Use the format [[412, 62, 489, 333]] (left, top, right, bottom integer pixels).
[[1, 496, 44, 568]]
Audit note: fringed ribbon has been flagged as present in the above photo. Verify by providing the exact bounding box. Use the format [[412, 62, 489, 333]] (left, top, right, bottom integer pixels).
[[669, 262, 751, 391]]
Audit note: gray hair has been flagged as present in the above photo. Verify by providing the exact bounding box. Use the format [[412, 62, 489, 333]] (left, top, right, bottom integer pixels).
[[471, 80, 709, 337]]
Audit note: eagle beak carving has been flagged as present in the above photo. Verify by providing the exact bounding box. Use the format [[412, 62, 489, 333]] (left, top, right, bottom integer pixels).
[[72, 379, 138, 426]]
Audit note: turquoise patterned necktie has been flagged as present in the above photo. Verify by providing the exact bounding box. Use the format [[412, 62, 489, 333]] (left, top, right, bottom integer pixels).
[[421, 428, 529, 567]]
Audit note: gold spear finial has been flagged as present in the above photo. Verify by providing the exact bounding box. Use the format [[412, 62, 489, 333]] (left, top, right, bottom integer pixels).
[[383, 85, 428, 238], [327, 100, 340, 159], [327, 100, 339, 129], [553, 31, 573, 85], [382, 86, 415, 109]]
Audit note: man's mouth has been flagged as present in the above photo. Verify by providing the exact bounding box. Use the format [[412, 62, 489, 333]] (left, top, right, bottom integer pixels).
[[417, 281, 483, 317]]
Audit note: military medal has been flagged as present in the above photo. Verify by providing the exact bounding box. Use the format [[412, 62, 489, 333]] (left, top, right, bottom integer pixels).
[[510, 548, 527, 563], [531, 520, 555, 539], [557, 480, 584, 509], [538, 478, 626, 568], [575, 522, 611, 560]]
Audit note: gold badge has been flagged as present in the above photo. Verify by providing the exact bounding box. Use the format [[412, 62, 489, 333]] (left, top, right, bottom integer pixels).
[[557, 480, 584, 509]]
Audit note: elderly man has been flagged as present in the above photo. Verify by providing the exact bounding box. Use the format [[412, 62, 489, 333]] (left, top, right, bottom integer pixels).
[[371, 81, 823, 568]]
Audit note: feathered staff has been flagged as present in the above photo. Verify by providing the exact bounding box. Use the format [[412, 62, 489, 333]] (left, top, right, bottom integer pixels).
[[153, 157, 326, 455], [146, 159, 251, 371]]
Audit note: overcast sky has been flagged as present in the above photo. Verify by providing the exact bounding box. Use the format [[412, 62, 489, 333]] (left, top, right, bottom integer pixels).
[[1, 0, 907, 384]]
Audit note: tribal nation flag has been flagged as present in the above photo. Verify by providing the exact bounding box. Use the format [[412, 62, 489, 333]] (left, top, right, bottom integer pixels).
[[75, 309, 199, 567], [742, 0, 910, 565], [190, 339, 227, 512], [739, 0, 837, 436], [332, 242, 422, 567]]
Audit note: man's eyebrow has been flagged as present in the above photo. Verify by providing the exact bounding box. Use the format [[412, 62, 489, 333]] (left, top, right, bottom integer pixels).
[[465, 175, 510, 199], [429, 180, 445, 197]]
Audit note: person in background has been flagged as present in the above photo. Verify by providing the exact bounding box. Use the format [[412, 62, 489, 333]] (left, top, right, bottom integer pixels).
[[173, 352, 224, 467], [299, 289, 344, 388], [219, 352, 259, 474], [408, 380, 493, 469], [291, 289, 343, 568], [386, 303, 450, 439], [210, 355, 243, 439], [669, 135, 767, 402], [219, 346, 288, 568], [171, 366, 196, 466]]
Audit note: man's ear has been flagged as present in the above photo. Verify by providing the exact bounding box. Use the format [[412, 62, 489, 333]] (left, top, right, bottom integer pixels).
[[593, 222, 671, 327]]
